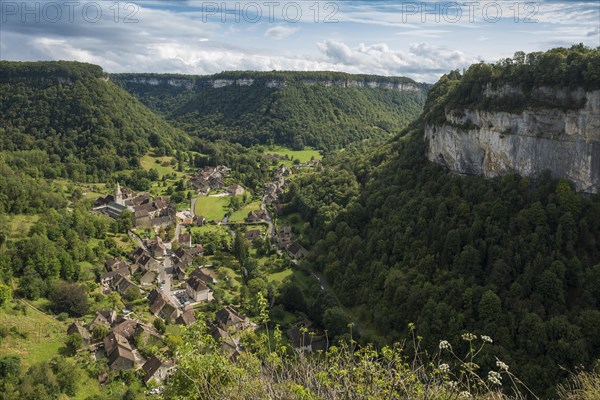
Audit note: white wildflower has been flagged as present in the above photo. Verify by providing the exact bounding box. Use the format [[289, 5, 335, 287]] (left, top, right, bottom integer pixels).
[[488, 370, 502, 385], [496, 360, 509, 371], [481, 335, 493, 343], [439, 340, 451, 350], [459, 391, 472, 398], [461, 333, 477, 342], [439, 363, 450, 373]]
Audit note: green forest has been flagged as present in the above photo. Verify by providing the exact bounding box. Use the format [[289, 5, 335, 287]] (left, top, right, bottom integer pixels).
[[280, 47, 600, 398], [112, 71, 428, 150], [0, 61, 188, 182]]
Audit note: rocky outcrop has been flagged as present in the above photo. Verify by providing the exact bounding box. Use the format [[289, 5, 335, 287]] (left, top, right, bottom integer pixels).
[[425, 89, 600, 194], [116, 76, 422, 92]]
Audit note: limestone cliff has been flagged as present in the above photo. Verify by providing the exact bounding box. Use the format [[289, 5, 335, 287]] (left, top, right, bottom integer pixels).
[[113, 75, 423, 92], [425, 88, 600, 194]]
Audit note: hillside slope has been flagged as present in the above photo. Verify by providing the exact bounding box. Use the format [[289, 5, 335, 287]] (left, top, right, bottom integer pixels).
[[285, 46, 600, 397], [112, 71, 428, 150], [0, 61, 188, 181]]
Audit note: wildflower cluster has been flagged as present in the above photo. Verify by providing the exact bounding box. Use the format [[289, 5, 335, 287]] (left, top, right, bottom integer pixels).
[[439, 340, 451, 350], [496, 360, 509, 371], [488, 370, 502, 385]]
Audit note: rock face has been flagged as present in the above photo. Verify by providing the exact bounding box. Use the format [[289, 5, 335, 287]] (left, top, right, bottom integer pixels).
[[115, 76, 422, 92], [425, 89, 600, 194]]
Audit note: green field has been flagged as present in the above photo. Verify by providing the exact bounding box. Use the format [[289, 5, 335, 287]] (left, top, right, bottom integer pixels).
[[190, 225, 229, 235], [0, 300, 66, 367], [229, 201, 263, 223], [262, 146, 322, 164], [267, 269, 293, 283], [140, 153, 185, 178], [194, 195, 240, 221]]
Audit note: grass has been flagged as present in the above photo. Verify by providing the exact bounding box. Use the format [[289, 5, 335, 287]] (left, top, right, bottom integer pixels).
[[140, 153, 185, 178], [214, 265, 243, 301], [267, 269, 293, 283], [88, 233, 134, 252], [262, 145, 322, 165], [190, 225, 230, 235], [73, 375, 102, 399], [229, 201, 262, 223], [194, 195, 240, 221], [133, 227, 156, 240], [271, 309, 297, 326], [4, 214, 39, 240], [0, 300, 66, 367], [78, 261, 97, 282]]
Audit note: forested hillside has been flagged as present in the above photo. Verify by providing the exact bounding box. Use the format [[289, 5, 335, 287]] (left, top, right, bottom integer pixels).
[[284, 47, 600, 397], [423, 44, 600, 124], [0, 61, 188, 182], [112, 71, 428, 150]]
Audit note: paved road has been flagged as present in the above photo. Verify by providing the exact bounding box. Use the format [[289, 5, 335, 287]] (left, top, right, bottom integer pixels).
[[159, 256, 181, 308], [261, 198, 275, 238], [190, 197, 198, 217]]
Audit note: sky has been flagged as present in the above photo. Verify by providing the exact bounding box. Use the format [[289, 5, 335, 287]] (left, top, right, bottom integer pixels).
[[0, 0, 599, 82]]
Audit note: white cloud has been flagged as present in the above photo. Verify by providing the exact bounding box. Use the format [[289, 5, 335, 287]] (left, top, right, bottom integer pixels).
[[316, 40, 478, 81], [265, 25, 299, 39]]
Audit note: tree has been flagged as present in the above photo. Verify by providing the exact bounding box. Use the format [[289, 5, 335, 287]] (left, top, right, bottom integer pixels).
[[0, 283, 11, 305], [322, 307, 352, 339], [123, 287, 141, 302], [48, 281, 89, 317], [71, 188, 83, 201], [228, 196, 242, 212], [233, 232, 249, 265], [478, 290, 502, 322], [154, 318, 167, 334], [0, 355, 21, 379], [65, 333, 82, 355], [280, 284, 306, 313], [117, 211, 134, 233], [92, 324, 109, 340]]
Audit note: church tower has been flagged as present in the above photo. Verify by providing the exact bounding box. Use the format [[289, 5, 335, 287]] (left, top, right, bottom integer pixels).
[[115, 182, 124, 206]]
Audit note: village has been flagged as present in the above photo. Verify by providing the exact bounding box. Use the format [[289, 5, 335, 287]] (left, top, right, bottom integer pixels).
[[66, 156, 322, 389]]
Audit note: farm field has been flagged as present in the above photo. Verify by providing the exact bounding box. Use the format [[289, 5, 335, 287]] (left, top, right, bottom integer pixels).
[[262, 146, 321, 164], [139, 153, 185, 178], [194, 195, 241, 221]]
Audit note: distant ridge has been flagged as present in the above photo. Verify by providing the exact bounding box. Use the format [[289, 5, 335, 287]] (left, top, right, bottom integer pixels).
[[112, 71, 429, 150]]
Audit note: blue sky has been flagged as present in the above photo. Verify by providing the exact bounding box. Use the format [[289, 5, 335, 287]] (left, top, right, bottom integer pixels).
[[1, 0, 598, 82]]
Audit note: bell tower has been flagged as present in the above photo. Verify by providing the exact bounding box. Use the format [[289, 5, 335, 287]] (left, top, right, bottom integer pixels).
[[115, 182, 124, 205]]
